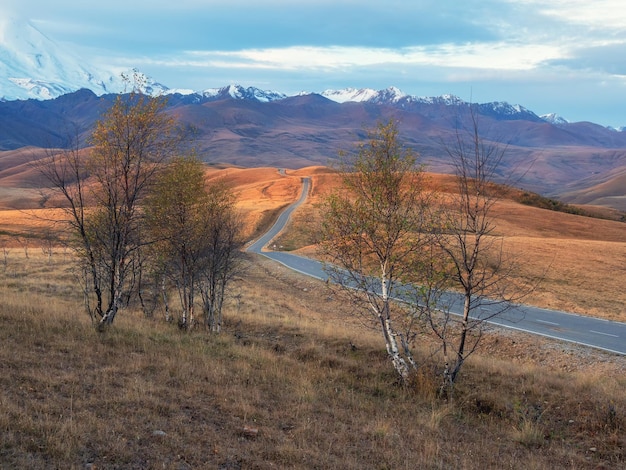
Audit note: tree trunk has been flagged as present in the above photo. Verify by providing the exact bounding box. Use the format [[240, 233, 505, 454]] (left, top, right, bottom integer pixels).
[[98, 302, 119, 329], [378, 272, 409, 382], [379, 313, 410, 382], [161, 277, 170, 322], [450, 293, 471, 384]]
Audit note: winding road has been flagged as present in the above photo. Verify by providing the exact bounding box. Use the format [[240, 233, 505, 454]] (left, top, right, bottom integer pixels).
[[247, 175, 626, 356]]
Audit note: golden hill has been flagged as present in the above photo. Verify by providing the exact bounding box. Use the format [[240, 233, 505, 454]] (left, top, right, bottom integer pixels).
[[0, 164, 624, 321]]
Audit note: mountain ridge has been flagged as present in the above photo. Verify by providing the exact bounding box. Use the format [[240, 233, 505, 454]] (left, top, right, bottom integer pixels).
[[1, 87, 625, 212], [1, 17, 624, 131]]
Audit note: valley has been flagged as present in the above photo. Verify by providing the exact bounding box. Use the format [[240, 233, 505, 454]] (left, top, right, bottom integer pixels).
[[0, 172, 624, 467], [1, 162, 624, 322], [2, 89, 626, 212]]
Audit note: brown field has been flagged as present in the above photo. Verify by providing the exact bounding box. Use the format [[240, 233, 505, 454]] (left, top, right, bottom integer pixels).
[[0, 164, 625, 468], [276, 168, 626, 321], [1, 164, 624, 319], [560, 166, 626, 212]]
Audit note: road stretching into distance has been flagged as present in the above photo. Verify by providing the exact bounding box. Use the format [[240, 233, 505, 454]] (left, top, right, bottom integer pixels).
[[246, 174, 626, 356]]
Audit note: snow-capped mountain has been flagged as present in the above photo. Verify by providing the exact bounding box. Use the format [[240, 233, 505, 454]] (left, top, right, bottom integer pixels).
[[197, 84, 287, 102], [541, 113, 569, 125], [173, 83, 543, 123], [320, 86, 542, 121], [164, 84, 287, 103], [325, 86, 392, 104], [1, 17, 621, 130], [321, 86, 456, 105], [0, 17, 165, 100]]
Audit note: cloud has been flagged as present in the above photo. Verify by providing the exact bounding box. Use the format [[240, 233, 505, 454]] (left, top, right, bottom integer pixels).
[[2, 0, 626, 126], [515, 0, 626, 30], [549, 43, 626, 76], [134, 40, 565, 76]]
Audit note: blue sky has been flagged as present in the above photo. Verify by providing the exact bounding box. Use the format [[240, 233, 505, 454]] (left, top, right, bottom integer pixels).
[[3, 0, 626, 127]]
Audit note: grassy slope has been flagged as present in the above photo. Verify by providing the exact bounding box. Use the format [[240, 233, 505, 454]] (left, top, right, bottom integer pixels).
[[1, 164, 625, 319], [0, 251, 624, 469], [279, 168, 626, 321]]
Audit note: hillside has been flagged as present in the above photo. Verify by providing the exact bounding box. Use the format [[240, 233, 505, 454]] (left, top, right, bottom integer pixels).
[[1, 165, 624, 321], [0, 247, 623, 469], [274, 168, 626, 321], [558, 166, 626, 211]]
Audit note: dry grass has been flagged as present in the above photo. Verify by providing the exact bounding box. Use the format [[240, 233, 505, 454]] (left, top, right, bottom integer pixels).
[[4, 164, 624, 320], [0, 164, 625, 467], [208, 167, 303, 241], [0, 251, 624, 469], [271, 168, 626, 321], [1, 163, 625, 320]]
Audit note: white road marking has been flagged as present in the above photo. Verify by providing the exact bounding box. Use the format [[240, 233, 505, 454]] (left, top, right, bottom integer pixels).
[[536, 319, 559, 326], [589, 330, 619, 338]]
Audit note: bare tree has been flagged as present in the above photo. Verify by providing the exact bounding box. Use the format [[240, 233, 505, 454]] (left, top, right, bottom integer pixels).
[[318, 120, 433, 384], [16, 236, 30, 260], [144, 157, 207, 329], [430, 108, 532, 390], [37, 135, 100, 321], [39, 229, 57, 262], [38, 89, 182, 328], [198, 183, 244, 333]]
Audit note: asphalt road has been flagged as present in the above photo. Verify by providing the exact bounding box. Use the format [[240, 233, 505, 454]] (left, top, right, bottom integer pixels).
[[247, 176, 626, 356]]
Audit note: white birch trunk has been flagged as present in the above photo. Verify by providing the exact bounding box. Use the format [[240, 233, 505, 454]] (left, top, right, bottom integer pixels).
[[378, 271, 410, 382]]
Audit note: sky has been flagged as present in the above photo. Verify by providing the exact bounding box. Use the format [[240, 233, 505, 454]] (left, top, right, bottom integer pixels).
[[2, 0, 626, 127]]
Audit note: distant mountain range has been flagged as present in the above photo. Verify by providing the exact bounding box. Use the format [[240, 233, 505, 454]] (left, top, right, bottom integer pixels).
[[2, 17, 624, 131], [0, 18, 625, 211]]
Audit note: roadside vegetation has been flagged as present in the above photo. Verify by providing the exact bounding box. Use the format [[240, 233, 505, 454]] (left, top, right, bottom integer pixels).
[[36, 86, 243, 331]]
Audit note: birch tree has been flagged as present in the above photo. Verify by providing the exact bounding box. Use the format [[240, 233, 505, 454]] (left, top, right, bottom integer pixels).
[[144, 157, 207, 329], [318, 120, 433, 384], [39, 90, 182, 328], [144, 157, 243, 331], [198, 182, 243, 333]]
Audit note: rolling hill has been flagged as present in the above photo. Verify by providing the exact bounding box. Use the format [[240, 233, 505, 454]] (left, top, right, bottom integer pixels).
[[1, 88, 626, 209]]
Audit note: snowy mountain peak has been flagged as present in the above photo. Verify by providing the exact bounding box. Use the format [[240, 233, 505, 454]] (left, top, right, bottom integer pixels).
[[189, 84, 286, 103], [482, 101, 532, 115], [0, 17, 161, 101], [0, 18, 611, 129], [541, 113, 569, 125], [318, 88, 542, 121], [321, 87, 378, 103], [321, 86, 408, 104], [229, 84, 286, 102], [322, 88, 473, 107], [415, 94, 465, 105], [370, 86, 408, 103]]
